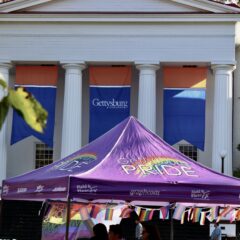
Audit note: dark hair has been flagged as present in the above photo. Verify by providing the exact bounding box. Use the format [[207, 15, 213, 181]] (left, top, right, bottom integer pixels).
[[93, 223, 108, 240], [109, 224, 123, 238], [130, 211, 139, 221], [142, 223, 161, 240]]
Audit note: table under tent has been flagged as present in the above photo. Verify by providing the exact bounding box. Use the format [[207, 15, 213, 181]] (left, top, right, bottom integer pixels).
[[1, 116, 240, 240]]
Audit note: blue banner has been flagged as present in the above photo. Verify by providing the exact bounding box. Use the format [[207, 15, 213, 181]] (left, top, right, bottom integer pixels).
[[163, 89, 206, 150], [89, 87, 130, 142], [11, 87, 56, 147]]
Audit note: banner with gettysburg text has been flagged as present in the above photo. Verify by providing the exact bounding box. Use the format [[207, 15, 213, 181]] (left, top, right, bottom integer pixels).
[[89, 66, 131, 142], [11, 66, 58, 147], [163, 67, 207, 150]]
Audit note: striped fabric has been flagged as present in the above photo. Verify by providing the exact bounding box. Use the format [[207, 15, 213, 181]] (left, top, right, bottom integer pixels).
[[105, 208, 114, 220], [173, 204, 186, 220]]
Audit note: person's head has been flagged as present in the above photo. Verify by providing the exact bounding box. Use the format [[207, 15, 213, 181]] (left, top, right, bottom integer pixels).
[[109, 224, 123, 240], [142, 223, 160, 240], [93, 223, 108, 239], [214, 222, 219, 228], [130, 210, 139, 222]]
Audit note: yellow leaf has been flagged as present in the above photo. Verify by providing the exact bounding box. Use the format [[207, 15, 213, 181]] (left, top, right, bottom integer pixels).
[[8, 87, 48, 133]]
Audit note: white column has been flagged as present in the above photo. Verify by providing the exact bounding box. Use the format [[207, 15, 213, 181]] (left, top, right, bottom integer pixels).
[[61, 63, 86, 158], [212, 64, 235, 175], [0, 63, 11, 184], [136, 64, 159, 133]]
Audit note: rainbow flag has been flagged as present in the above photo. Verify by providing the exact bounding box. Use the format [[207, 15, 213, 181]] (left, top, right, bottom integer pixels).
[[173, 204, 186, 220], [79, 207, 90, 221], [163, 67, 207, 150], [181, 210, 187, 224], [11, 66, 58, 147], [139, 209, 147, 221], [135, 206, 142, 216], [217, 206, 234, 222], [192, 208, 202, 223], [120, 206, 133, 218], [90, 204, 102, 219], [207, 206, 219, 222], [200, 211, 207, 225], [160, 206, 170, 220], [47, 203, 66, 225], [230, 209, 237, 223], [89, 66, 131, 142], [105, 208, 114, 221], [70, 204, 82, 220], [187, 208, 193, 222]]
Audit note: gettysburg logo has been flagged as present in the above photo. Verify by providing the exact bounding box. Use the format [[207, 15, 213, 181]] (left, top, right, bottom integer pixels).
[[119, 157, 198, 177], [92, 98, 128, 109], [51, 153, 97, 172]]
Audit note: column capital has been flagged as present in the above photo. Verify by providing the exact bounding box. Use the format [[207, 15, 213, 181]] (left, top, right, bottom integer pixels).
[[62, 63, 86, 71], [211, 63, 236, 73], [136, 64, 160, 72], [0, 62, 12, 70]]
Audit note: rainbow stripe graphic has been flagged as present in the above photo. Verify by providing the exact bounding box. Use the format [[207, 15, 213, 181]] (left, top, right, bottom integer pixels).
[[131, 157, 189, 177], [105, 208, 114, 221], [51, 152, 97, 171], [70, 153, 97, 162]]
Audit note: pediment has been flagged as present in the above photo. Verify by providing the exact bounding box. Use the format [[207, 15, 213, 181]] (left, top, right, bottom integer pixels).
[[18, 0, 208, 13], [1, 0, 240, 13]]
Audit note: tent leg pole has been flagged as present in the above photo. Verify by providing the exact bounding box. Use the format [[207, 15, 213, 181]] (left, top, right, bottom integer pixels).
[[65, 197, 71, 240], [170, 209, 174, 240]]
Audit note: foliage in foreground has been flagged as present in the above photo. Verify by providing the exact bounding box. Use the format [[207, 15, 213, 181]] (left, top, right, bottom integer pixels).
[[0, 78, 47, 133]]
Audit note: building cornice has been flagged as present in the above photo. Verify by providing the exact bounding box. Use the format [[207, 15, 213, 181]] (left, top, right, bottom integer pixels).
[[0, 13, 239, 22]]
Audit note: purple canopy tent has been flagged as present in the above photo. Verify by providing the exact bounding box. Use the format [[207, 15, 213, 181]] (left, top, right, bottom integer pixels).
[[2, 116, 240, 204], [2, 116, 240, 240]]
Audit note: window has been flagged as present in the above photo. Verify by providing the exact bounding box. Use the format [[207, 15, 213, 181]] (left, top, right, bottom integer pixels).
[[179, 144, 198, 161], [35, 143, 53, 169]]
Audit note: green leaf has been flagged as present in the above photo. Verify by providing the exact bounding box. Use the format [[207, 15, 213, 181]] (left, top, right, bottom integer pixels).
[[8, 87, 48, 133], [0, 78, 7, 89], [0, 96, 9, 130]]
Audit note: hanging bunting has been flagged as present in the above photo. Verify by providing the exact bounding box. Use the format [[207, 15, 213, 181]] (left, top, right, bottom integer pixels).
[[192, 208, 202, 223], [120, 206, 133, 218], [207, 206, 219, 222], [89, 66, 131, 142], [11, 66, 58, 147], [235, 209, 240, 221], [135, 206, 142, 216], [230, 209, 238, 223], [159, 205, 170, 220], [79, 206, 90, 221], [217, 206, 234, 222], [90, 204, 102, 219], [47, 202, 66, 225], [173, 204, 186, 220], [105, 208, 114, 221], [181, 210, 187, 224], [187, 208, 193, 222], [200, 211, 208, 225], [163, 67, 207, 150]]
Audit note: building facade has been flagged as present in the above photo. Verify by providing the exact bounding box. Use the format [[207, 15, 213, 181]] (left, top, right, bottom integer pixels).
[[0, 0, 240, 186]]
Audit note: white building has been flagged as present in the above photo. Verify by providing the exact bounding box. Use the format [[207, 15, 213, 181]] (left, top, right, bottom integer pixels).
[[0, 0, 240, 186]]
